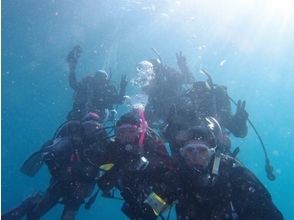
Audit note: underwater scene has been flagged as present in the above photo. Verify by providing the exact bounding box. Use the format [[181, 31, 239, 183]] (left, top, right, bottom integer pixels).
[[2, 0, 294, 219]]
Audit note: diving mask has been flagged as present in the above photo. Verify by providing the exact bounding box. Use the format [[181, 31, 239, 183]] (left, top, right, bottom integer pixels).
[[180, 141, 215, 168]]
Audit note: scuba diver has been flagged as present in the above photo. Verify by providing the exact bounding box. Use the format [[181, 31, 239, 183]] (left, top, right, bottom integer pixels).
[[2, 112, 112, 220], [164, 69, 248, 154], [66, 45, 128, 122], [133, 51, 194, 127], [97, 108, 173, 220], [165, 117, 283, 220], [183, 70, 248, 137], [12, 45, 128, 180]]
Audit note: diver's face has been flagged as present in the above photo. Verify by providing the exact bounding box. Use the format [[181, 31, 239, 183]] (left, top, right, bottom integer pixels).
[[180, 141, 214, 168], [116, 124, 140, 145]]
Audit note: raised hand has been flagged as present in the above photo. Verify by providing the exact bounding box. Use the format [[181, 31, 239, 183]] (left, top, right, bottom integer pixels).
[[176, 51, 195, 82], [66, 45, 82, 70], [234, 100, 248, 122], [176, 51, 187, 71], [120, 74, 128, 90]]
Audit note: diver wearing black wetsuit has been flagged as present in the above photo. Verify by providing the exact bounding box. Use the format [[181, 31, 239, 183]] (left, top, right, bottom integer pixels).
[[66, 45, 127, 122], [165, 79, 248, 155], [174, 155, 283, 220], [138, 52, 194, 127], [167, 120, 283, 220], [2, 113, 111, 220], [97, 110, 173, 220]]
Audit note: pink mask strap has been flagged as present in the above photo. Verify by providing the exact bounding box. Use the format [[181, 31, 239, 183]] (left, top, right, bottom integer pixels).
[[138, 110, 148, 149]]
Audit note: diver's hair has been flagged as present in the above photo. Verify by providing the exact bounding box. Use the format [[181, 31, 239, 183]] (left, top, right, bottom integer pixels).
[[116, 111, 141, 127]]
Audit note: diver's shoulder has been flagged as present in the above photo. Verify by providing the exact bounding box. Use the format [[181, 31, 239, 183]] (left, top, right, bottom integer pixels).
[[220, 153, 243, 169]]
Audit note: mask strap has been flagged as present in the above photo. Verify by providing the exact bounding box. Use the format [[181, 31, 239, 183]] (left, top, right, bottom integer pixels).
[[138, 108, 148, 150]]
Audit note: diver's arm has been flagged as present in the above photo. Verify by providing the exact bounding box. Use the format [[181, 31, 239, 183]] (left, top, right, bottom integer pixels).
[[228, 100, 248, 138], [231, 166, 284, 220], [67, 46, 82, 91], [215, 86, 248, 138], [69, 67, 78, 91], [176, 51, 194, 83], [118, 74, 128, 102]]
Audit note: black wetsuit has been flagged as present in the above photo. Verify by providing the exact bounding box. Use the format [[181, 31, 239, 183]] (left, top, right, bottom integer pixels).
[[164, 82, 248, 155], [173, 155, 284, 220], [97, 133, 172, 220], [112, 153, 283, 220], [68, 75, 125, 121], [180, 82, 248, 138], [144, 65, 191, 127]]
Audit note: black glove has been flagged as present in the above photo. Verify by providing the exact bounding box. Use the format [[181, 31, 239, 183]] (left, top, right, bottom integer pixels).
[[66, 45, 82, 70], [234, 100, 248, 122], [176, 51, 187, 71], [176, 51, 194, 82]]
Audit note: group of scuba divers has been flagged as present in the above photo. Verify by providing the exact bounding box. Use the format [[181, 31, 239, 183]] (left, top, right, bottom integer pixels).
[[3, 46, 284, 220]]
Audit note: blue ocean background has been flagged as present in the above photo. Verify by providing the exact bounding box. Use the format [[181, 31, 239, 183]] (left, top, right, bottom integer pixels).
[[2, 0, 293, 219]]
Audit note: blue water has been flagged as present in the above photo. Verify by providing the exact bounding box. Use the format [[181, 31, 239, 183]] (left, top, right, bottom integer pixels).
[[2, 0, 293, 219]]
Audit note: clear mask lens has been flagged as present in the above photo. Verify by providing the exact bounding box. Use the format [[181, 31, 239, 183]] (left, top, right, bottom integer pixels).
[[181, 142, 215, 167]]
